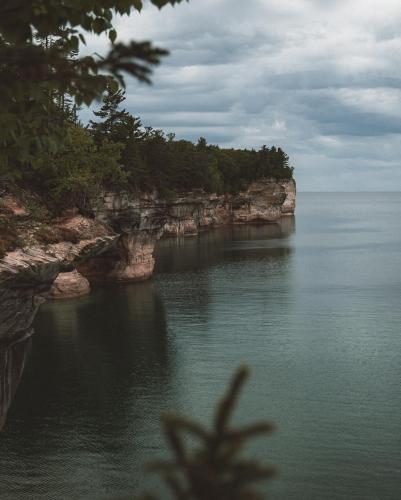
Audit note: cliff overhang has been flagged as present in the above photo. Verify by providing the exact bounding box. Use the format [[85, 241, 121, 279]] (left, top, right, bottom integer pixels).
[[0, 178, 295, 344]]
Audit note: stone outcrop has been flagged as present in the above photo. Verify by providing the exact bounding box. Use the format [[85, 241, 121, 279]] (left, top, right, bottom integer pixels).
[[0, 336, 31, 431], [0, 178, 295, 343], [162, 178, 296, 236], [78, 191, 166, 282], [0, 217, 117, 344], [0, 248, 60, 346], [79, 179, 295, 280], [48, 270, 91, 300], [162, 193, 229, 237], [281, 179, 296, 215]]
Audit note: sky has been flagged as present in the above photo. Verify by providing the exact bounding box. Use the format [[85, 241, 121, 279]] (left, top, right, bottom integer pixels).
[[85, 0, 401, 191]]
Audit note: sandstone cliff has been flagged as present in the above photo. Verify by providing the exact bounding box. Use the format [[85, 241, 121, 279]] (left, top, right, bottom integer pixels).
[[0, 213, 116, 345], [0, 178, 295, 344]]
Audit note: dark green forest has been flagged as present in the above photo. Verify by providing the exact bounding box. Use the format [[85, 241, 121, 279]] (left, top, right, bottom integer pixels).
[[0, 1, 293, 213], [3, 87, 293, 212]]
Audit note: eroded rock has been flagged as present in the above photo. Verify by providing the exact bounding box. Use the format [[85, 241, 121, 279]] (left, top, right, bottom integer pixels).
[[0, 178, 296, 341], [0, 336, 31, 431], [48, 270, 91, 300], [0, 236, 116, 343]]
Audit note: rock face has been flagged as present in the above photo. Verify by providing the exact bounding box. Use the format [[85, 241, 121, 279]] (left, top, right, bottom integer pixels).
[[48, 270, 91, 300], [106, 232, 157, 281], [79, 178, 295, 280], [0, 248, 60, 346], [0, 336, 31, 431], [0, 218, 117, 344], [281, 179, 296, 215], [78, 191, 166, 282], [162, 178, 296, 236], [0, 178, 295, 343]]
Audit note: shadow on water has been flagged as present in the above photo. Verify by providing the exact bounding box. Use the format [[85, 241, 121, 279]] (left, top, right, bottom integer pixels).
[[155, 218, 295, 274], [0, 337, 31, 432], [7, 280, 173, 422], [0, 281, 176, 498]]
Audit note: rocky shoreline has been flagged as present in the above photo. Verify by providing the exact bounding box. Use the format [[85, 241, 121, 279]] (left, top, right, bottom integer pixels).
[[0, 178, 295, 345]]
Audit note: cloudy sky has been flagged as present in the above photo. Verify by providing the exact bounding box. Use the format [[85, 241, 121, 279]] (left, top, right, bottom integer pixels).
[[87, 0, 401, 191]]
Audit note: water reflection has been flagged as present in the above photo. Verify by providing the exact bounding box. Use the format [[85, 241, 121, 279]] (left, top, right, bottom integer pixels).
[[12, 281, 173, 427], [155, 218, 295, 273], [154, 220, 295, 332], [0, 282, 176, 498], [0, 337, 31, 431]]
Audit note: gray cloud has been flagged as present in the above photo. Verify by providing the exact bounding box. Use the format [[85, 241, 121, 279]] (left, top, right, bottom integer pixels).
[[85, 0, 401, 190]]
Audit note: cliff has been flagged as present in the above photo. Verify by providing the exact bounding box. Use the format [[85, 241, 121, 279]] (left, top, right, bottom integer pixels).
[[0, 336, 31, 431], [0, 178, 295, 345]]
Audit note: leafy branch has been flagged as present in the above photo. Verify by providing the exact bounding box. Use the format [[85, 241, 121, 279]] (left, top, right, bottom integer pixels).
[[142, 366, 277, 500], [0, 0, 187, 166]]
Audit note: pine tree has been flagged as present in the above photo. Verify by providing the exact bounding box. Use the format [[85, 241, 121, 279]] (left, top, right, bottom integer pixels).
[[90, 89, 143, 145]]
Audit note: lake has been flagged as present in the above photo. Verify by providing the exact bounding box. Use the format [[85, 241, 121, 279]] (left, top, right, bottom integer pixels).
[[1, 192, 401, 499]]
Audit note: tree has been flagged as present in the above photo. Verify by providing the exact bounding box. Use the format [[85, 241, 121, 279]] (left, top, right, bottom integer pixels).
[[31, 124, 125, 211], [0, 0, 186, 167], [144, 366, 277, 500], [79, 90, 295, 199], [90, 88, 143, 145], [197, 137, 207, 149]]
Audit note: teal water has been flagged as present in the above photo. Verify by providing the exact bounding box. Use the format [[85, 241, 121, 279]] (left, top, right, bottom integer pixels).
[[1, 193, 401, 499]]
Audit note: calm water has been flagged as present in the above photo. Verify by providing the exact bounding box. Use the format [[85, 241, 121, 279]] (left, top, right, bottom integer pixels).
[[1, 193, 401, 499]]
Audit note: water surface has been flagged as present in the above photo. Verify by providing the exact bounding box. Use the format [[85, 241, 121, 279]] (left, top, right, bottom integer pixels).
[[1, 193, 401, 499]]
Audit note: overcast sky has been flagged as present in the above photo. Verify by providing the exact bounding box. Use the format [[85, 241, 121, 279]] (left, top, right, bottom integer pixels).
[[86, 0, 401, 191]]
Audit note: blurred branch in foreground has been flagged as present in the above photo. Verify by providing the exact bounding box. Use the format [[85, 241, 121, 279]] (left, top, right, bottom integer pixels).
[[141, 366, 277, 500]]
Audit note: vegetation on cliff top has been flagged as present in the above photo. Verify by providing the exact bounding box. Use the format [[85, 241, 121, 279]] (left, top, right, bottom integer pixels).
[[90, 89, 294, 194], [2, 87, 293, 214], [0, 0, 293, 215]]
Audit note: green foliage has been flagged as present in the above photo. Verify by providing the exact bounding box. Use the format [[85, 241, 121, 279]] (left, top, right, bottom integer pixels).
[[1, 0, 293, 208], [142, 366, 276, 499], [0, 0, 186, 165], [88, 89, 294, 196], [90, 88, 144, 146], [30, 124, 126, 211], [4, 86, 293, 216]]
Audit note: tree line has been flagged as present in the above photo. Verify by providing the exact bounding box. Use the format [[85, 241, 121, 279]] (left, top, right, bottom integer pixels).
[[0, 1, 293, 213], [90, 89, 294, 193], [5, 88, 293, 212]]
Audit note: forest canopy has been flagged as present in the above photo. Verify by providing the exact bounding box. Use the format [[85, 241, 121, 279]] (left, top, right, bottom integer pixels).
[[0, 0, 293, 214], [6, 88, 293, 212]]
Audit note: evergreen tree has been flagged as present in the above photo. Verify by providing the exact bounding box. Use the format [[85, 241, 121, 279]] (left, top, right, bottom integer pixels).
[[90, 89, 143, 147], [0, 0, 185, 167]]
